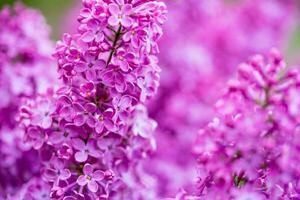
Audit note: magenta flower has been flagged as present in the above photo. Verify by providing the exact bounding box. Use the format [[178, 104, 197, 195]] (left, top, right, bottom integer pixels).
[[73, 102, 97, 127], [72, 138, 100, 162], [81, 19, 105, 43], [192, 49, 300, 198], [123, 28, 147, 48], [112, 49, 135, 72], [108, 3, 133, 27], [77, 164, 104, 193], [19, 0, 166, 199], [80, 81, 96, 98], [48, 124, 78, 145], [26, 127, 46, 150], [95, 108, 115, 134], [112, 95, 133, 122], [43, 158, 71, 182], [31, 99, 55, 129], [74, 53, 106, 81], [101, 68, 127, 92], [57, 143, 73, 160]]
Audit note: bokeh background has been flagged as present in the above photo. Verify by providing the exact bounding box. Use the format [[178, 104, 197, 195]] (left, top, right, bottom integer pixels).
[[1, 0, 300, 59], [2, 0, 300, 198], [0, 0, 300, 54]]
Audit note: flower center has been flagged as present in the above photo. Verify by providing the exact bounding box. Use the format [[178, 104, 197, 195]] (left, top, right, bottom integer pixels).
[[118, 14, 123, 19], [86, 175, 92, 180], [118, 55, 124, 61], [64, 131, 69, 137]]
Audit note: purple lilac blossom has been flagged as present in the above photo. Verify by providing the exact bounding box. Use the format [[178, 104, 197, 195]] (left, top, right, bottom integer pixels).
[[19, 0, 167, 199], [0, 4, 56, 198], [146, 0, 298, 197], [191, 49, 300, 199]]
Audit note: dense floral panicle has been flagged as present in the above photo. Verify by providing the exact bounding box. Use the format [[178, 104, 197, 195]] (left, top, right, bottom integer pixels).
[[192, 49, 300, 199], [0, 4, 56, 197], [20, 0, 166, 199], [146, 0, 298, 197]]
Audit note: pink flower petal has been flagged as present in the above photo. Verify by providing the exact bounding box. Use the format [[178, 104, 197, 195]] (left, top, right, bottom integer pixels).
[[72, 138, 85, 150], [122, 4, 132, 13], [83, 164, 93, 175], [81, 31, 94, 42], [108, 3, 120, 15], [93, 170, 104, 181], [119, 95, 132, 109], [48, 131, 63, 144], [74, 114, 85, 126], [59, 169, 71, 180], [77, 175, 88, 186], [75, 151, 88, 162], [74, 62, 87, 73], [121, 16, 132, 27], [108, 16, 120, 26], [88, 180, 98, 193]]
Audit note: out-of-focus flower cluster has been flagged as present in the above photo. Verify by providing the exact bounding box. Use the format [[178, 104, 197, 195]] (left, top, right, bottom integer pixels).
[[0, 4, 56, 197], [193, 49, 300, 199], [18, 0, 166, 199], [146, 0, 299, 197]]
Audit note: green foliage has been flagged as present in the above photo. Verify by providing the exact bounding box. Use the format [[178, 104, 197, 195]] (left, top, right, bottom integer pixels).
[[0, 0, 15, 8]]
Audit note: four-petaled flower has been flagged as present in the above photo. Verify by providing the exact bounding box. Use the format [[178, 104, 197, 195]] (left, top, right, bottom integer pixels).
[[108, 3, 133, 27], [43, 158, 71, 182], [72, 138, 100, 162], [77, 164, 104, 193], [112, 50, 135, 72]]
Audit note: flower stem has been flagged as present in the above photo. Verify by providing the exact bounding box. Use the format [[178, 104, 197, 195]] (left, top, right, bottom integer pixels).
[[106, 25, 122, 66]]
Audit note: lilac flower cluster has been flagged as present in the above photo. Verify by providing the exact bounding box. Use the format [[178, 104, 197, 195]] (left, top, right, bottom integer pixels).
[[19, 0, 166, 199], [193, 49, 300, 199], [0, 4, 56, 197], [146, 0, 298, 197]]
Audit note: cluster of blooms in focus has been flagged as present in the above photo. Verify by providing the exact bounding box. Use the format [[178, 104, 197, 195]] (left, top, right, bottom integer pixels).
[[0, 4, 56, 198], [193, 49, 300, 199], [146, 0, 298, 197], [18, 0, 166, 199]]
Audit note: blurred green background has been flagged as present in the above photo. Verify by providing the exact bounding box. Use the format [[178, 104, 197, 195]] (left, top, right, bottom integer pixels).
[[0, 0, 300, 61], [0, 0, 75, 40]]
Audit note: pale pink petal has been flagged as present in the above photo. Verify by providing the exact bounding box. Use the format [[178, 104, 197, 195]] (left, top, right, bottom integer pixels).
[[121, 16, 132, 27], [87, 116, 97, 128], [119, 96, 132, 109], [74, 62, 87, 73], [81, 31, 94, 42], [108, 3, 120, 15], [93, 170, 104, 181], [72, 138, 85, 150], [74, 114, 86, 126], [83, 164, 93, 175], [88, 180, 98, 193], [75, 151, 88, 162], [94, 59, 106, 70], [86, 69, 97, 81], [77, 175, 88, 186], [104, 119, 115, 131], [48, 131, 63, 144], [122, 4, 132, 14], [108, 16, 120, 26], [59, 169, 71, 180], [95, 122, 104, 133]]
